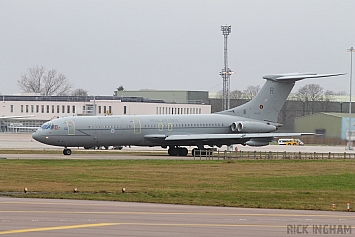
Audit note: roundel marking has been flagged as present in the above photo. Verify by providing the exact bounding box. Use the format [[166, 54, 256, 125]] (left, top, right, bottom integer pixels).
[[111, 128, 115, 133]]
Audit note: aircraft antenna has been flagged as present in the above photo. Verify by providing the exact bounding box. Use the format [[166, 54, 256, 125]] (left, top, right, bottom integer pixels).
[[220, 25, 234, 111]]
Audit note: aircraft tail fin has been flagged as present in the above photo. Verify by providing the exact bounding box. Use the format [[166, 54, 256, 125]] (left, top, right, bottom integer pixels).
[[217, 73, 345, 122]]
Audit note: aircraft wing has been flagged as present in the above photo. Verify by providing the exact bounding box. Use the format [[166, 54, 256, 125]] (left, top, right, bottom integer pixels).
[[164, 133, 315, 141]]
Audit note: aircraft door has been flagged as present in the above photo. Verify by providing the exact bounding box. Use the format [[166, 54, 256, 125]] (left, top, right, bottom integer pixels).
[[131, 118, 141, 134], [66, 120, 75, 135]]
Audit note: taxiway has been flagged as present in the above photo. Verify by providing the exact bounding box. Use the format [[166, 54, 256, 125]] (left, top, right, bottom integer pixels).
[[0, 197, 353, 236]]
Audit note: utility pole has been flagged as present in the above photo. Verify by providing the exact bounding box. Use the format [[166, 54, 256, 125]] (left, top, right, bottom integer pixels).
[[347, 47, 354, 150]]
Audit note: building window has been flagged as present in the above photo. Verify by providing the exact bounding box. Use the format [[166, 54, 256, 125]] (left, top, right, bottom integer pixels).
[[67, 105, 70, 113], [62, 105, 65, 113], [41, 105, 44, 113], [10, 105, 14, 113], [123, 106, 126, 114], [20, 105, 23, 113], [46, 105, 50, 113], [103, 106, 106, 114], [57, 105, 60, 113], [31, 105, 34, 113], [72, 106, 76, 113], [26, 105, 28, 113], [36, 105, 39, 113], [109, 106, 111, 114], [52, 105, 54, 113], [98, 106, 101, 114]]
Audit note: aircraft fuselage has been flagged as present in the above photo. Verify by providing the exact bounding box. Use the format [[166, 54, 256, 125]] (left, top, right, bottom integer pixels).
[[32, 113, 255, 148]]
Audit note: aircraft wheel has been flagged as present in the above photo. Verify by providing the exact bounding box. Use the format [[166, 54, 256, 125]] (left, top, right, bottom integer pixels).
[[180, 148, 188, 156], [63, 148, 72, 156], [168, 148, 177, 156]]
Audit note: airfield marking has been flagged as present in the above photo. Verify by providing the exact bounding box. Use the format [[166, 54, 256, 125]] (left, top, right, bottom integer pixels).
[[2, 222, 355, 235], [0, 223, 120, 235], [0, 222, 292, 235]]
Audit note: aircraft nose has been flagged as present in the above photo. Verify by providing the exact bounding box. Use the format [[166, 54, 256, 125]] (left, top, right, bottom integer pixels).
[[32, 130, 41, 142]]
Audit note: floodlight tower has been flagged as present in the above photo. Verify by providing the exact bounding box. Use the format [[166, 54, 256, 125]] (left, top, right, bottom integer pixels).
[[220, 25, 233, 111]]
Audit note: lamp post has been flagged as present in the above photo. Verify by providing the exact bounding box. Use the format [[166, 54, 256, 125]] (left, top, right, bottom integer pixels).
[[347, 47, 354, 150]]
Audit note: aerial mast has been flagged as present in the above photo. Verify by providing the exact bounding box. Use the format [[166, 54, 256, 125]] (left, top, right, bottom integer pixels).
[[220, 25, 233, 111]]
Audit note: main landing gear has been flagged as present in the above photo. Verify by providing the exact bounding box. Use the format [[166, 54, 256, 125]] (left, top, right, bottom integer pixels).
[[168, 146, 188, 156], [63, 148, 72, 155]]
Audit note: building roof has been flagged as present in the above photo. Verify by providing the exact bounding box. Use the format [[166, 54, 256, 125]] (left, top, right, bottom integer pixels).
[[1, 95, 165, 103], [320, 112, 353, 118], [298, 112, 353, 119]]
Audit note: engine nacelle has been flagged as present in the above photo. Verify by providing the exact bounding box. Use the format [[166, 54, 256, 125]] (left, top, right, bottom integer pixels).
[[230, 121, 277, 133], [245, 140, 270, 147]]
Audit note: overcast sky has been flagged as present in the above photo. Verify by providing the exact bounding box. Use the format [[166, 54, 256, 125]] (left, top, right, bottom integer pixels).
[[1, 0, 354, 96]]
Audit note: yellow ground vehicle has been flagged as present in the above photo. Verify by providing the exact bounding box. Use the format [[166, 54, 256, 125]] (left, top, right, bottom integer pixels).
[[278, 139, 304, 146]]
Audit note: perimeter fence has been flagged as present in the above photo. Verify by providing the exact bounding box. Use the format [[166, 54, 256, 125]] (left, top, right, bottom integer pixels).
[[193, 150, 355, 160]]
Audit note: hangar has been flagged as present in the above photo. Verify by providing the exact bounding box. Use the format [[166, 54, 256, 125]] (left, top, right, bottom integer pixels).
[[294, 112, 355, 145]]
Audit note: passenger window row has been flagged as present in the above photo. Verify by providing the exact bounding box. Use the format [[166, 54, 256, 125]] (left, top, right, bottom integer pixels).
[[87, 123, 223, 129]]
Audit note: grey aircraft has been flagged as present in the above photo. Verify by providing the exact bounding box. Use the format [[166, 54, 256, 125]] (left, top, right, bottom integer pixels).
[[32, 72, 344, 156]]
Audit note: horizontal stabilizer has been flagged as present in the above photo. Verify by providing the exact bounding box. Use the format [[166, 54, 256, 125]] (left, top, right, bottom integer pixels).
[[263, 73, 346, 82]]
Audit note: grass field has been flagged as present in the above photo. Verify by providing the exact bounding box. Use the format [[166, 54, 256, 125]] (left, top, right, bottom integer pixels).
[[0, 159, 354, 211]]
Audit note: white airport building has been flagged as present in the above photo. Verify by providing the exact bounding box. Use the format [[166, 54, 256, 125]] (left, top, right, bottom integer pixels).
[[0, 94, 211, 133]]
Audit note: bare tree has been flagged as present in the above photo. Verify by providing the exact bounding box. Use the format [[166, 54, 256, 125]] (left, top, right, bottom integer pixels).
[[243, 85, 260, 100], [117, 85, 124, 91], [295, 84, 324, 114], [230, 90, 243, 99], [216, 90, 223, 99], [71, 88, 88, 96], [336, 90, 347, 96], [295, 84, 323, 102], [18, 66, 72, 96], [322, 90, 335, 112]]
